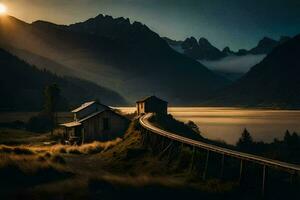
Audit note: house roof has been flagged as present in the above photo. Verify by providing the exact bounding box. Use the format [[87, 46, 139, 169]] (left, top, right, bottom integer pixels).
[[71, 101, 111, 113], [71, 101, 96, 113], [136, 96, 168, 103], [61, 121, 82, 128], [78, 111, 102, 122], [61, 108, 130, 128], [78, 109, 131, 123]]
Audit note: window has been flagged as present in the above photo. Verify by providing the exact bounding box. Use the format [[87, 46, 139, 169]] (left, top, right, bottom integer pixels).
[[102, 118, 110, 131]]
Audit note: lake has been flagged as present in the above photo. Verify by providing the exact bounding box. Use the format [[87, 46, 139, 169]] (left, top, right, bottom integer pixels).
[[119, 107, 300, 145]]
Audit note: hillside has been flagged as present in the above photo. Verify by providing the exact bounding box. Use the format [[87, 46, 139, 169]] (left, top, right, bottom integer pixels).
[[206, 34, 300, 108], [0, 48, 126, 111], [0, 15, 229, 105]]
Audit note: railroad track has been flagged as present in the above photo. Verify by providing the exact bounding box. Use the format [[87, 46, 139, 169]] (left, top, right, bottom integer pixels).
[[139, 113, 300, 173]]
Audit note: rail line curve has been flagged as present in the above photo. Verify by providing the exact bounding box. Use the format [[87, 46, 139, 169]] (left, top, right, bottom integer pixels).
[[139, 113, 300, 173]]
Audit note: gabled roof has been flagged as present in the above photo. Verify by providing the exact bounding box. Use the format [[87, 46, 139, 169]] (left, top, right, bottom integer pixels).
[[136, 96, 168, 103], [71, 101, 96, 113], [61, 121, 82, 128], [71, 101, 110, 113], [78, 109, 131, 123], [61, 109, 130, 128], [78, 111, 102, 123]]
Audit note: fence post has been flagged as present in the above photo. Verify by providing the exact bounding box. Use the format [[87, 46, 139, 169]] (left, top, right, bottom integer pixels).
[[190, 146, 196, 173], [220, 153, 225, 179], [239, 160, 244, 184], [203, 150, 210, 180], [262, 165, 267, 197], [290, 170, 298, 184]]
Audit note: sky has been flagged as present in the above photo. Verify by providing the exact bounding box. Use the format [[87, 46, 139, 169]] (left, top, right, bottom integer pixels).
[[1, 0, 300, 50]]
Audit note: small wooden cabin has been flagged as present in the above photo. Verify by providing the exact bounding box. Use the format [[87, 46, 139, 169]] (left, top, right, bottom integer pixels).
[[136, 96, 168, 115], [61, 101, 130, 144]]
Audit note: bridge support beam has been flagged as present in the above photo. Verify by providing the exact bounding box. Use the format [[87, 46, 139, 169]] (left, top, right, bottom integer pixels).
[[203, 150, 210, 180], [220, 153, 225, 179], [159, 140, 173, 157], [289, 170, 298, 184], [239, 160, 244, 184], [262, 165, 267, 197], [190, 146, 196, 173]]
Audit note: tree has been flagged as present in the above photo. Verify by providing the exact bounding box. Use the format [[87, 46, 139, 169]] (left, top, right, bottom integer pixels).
[[237, 128, 254, 152], [284, 130, 293, 146], [186, 120, 201, 134], [43, 84, 61, 133]]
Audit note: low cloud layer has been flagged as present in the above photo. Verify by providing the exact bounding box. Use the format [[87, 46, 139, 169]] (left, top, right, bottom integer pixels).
[[200, 54, 266, 73]]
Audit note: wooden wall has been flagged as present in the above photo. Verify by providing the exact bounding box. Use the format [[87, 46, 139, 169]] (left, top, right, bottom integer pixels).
[[82, 110, 129, 141]]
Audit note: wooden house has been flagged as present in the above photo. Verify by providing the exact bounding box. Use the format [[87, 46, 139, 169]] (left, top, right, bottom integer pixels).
[[136, 96, 168, 115], [61, 101, 130, 144]]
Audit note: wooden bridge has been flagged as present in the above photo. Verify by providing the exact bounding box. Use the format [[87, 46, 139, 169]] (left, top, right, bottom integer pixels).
[[139, 113, 300, 196]]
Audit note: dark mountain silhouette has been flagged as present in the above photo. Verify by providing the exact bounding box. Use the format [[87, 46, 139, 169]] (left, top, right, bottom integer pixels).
[[0, 48, 126, 111], [4, 46, 75, 76], [165, 36, 291, 60], [165, 37, 226, 60], [248, 37, 279, 55], [222, 47, 234, 55], [183, 37, 226, 60], [0, 15, 229, 105], [206, 34, 300, 108], [234, 36, 291, 56]]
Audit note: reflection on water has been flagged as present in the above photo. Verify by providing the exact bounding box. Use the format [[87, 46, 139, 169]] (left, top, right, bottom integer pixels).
[[119, 107, 300, 145]]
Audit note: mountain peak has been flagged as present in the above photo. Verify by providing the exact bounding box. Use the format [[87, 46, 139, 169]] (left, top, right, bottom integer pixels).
[[279, 36, 291, 44], [210, 34, 300, 108], [258, 37, 277, 46], [222, 46, 234, 55], [182, 37, 198, 49], [249, 36, 278, 55], [198, 37, 211, 46]]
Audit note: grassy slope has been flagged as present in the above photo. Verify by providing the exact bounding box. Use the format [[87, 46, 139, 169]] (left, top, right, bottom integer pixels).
[[0, 123, 298, 199]]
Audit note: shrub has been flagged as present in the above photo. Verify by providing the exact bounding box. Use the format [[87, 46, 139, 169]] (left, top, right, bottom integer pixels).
[[44, 152, 52, 158], [0, 145, 35, 155], [37, 155, 47, 162], [51, 155, 66, 165], [58, 147, 67, 154], [149, 114, 202, 140], [68, 148, 82, 155]]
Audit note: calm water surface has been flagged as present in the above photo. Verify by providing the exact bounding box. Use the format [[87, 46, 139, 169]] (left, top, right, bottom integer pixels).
[[119, 107, 300, 145]]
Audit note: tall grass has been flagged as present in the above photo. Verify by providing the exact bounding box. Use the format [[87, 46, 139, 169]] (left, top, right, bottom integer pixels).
[[50, 138, 123, 155], [0, 153, 70, 194]]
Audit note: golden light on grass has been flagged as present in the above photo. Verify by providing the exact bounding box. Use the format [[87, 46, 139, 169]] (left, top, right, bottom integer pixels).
[[0, 3, 7, 15]]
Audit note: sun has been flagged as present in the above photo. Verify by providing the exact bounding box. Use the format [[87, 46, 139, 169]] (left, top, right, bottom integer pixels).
[[0, 4, 7, 15]]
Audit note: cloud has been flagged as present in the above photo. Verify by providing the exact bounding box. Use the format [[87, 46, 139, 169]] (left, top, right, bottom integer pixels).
[[200, 54, 266, 73]]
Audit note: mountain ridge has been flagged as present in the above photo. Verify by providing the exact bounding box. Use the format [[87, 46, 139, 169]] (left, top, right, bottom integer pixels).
[[164, 36, 291, 60], [0, 48, 127, 111], [0, 15, 230, 105], [205, 34, 300, 108]]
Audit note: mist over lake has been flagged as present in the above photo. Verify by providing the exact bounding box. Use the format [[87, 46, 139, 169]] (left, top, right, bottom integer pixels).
[[120, 107, 300, 145]]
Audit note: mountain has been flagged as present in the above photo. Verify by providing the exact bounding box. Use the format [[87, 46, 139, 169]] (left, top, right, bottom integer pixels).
[[183, 37, 226, 60], [165, 36, 291, 59], [164, 36, 291, 81], [248, 37, 279, 55], [4, 46, 75, 76], [0, 15, 229, 105], [165, 37, 226, 60], [206, 34, 300, 108], [0, 48, 126, 111], [222, 47, 234, 55]]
